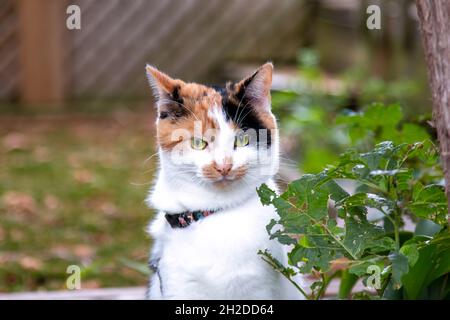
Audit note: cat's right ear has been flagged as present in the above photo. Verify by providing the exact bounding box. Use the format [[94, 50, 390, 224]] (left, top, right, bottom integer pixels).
[[145, 64, 182, 102]]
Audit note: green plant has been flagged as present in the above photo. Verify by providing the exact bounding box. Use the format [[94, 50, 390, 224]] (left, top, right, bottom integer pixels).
[[258, 140, 449, 299], [257, 104, 449, 300]]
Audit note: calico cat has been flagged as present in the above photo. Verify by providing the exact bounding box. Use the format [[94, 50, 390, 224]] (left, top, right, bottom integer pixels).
[[145, 63, 301, 299]]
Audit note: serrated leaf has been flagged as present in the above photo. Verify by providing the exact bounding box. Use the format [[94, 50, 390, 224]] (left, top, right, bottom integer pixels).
[[289, 245, 333, 273], [343, 215, 384, 258], [257, 183, 276, 205], [266, 218, 277, 235], [298, 235, 315, 248]]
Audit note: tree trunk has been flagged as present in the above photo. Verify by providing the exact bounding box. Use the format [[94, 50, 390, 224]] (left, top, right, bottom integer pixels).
[[416, 0, 450, 215]]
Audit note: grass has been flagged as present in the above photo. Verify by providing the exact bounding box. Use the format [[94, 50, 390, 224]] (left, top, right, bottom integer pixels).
[[0, 110, 156, 292]]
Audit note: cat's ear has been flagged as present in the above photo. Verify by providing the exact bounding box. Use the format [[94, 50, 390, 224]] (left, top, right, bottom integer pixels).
[[235, 62, 273, 110], [145, 64, 183, 102]]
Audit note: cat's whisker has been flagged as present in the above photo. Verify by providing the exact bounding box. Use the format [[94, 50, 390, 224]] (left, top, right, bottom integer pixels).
[[278, 156, 299, 164], [130, 181, 153, 186], [143, 151, 160, 165], [235, 97, 258, 127], [233, 87, 249, 124], [278, 162, 299, 169]]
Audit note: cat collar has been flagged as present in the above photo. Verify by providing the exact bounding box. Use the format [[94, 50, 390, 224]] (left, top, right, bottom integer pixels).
[[165, 210, 218, 228]]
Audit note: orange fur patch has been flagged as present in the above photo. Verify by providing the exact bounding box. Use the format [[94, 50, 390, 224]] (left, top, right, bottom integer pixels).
[[157, 84, 222, 151]]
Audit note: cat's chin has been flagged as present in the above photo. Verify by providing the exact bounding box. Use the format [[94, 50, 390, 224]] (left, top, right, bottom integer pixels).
[[205, 176, 245, 189]]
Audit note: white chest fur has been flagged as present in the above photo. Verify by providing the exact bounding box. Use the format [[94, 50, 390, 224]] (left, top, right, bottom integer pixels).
[[146, 179, 299, 299]]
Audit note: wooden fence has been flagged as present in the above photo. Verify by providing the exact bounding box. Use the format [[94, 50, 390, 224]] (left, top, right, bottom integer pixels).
[[0, 0, 19, 101], [0, 0, 310, 105]]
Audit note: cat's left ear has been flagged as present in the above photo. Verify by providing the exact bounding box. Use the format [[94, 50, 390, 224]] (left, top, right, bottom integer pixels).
[[235, 62, 273, 110], [145, 64, 183, 102]]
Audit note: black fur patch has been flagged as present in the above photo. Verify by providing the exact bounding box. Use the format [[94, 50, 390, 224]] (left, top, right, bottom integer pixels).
[[235, 72, 257, 102], [159, 103, 188, 120], [213, 85, 271, 146], [170, 85, 183, 105], [159, 85, 187, 120]]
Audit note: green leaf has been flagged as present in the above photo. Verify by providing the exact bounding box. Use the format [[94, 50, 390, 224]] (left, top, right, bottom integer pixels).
[[338, 269, 359, 299], [400, 244, 419, 267], [408, 184, 448, 225], [389, 252, 409, 289], [343, 215, 384, 258], [382, 279, 403, 299], [339, 192, 392, 212], [365, 103, 402, 129], [337, 104, 404, 145], [289, 245, 333, 273], [400, 123, 430, 144], [396, 169, 413, 191], [257, 183, 276, 206], [298, 235, 315, 248], [348, 258, 384, 277], [402, 231, 450, 299], [414, 219, 442, 237], [266, 218, 277, 234]]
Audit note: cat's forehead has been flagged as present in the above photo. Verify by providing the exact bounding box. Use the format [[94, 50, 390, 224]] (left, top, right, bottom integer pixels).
[[179, 83, 223, 106]]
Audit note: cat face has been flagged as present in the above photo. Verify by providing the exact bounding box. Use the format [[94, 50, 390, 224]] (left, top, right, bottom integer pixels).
[[146, 63, 278, 191]]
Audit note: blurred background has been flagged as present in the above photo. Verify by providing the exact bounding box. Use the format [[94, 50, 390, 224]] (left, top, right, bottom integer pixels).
[[0, 0, 432, 293]]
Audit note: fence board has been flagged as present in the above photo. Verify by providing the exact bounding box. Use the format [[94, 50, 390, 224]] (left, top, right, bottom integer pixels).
[[0, 0, 308, 102]]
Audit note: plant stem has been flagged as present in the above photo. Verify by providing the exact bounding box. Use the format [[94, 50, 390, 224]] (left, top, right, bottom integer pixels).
[[316, 271, 339, 300], [393, 215, 400, 251], [260, 254, 310, 300]]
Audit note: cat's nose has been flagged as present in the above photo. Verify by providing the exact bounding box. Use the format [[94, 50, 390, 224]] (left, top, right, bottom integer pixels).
[[214, 162, 233, 176]]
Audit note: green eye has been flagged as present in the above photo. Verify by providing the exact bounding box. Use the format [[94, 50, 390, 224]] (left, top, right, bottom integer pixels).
[[191, 137, 208, 150], [235, 134, 250, 147]]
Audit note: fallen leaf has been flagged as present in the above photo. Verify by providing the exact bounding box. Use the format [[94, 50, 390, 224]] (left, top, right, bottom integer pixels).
[[67, 153, 83, 168], [3, 132, 29, 151], [2, 191, 37, 216], [44, 194, 60, 211], [73, 169, 94, 184], [74, 244, 95, 260], [82, 280, 101, 289], [19, 256, 43, 270], [10, 229, 25, 241], [33, 146, 49, 162], [100, 202, 118, 216], [50, 245, 72, 260]]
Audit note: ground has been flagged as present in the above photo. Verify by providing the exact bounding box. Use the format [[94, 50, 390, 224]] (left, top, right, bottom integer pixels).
[[0, 109, 156, 292]]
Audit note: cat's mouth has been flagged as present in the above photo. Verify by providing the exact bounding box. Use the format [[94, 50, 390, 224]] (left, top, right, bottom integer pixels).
[[213, 174, 238, 182], [201, 164, 248, 187], [206, 173, 244, 188], [201, 164, 248, 186]]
